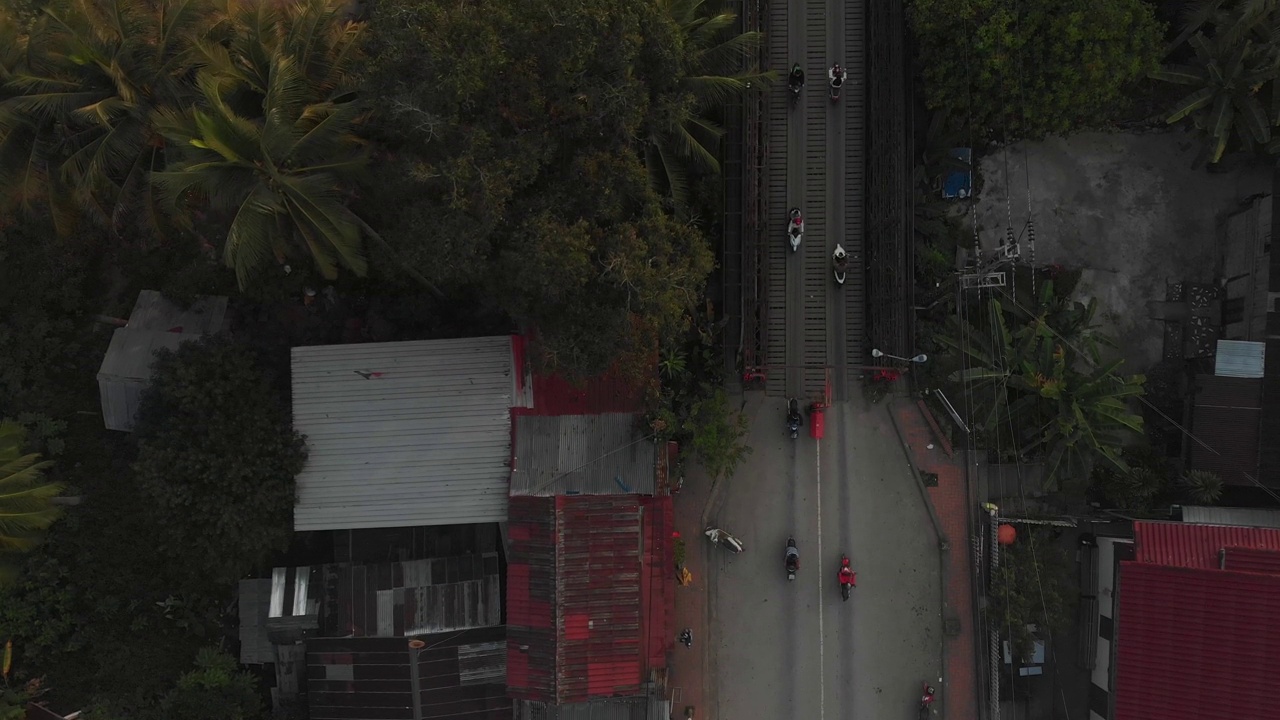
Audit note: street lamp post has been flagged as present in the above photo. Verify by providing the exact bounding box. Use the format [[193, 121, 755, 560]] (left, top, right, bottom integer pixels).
[[871, 348, 928, 364]]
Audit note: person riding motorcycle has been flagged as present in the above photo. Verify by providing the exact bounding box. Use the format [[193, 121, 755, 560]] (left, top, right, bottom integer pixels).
[[789, 63, 805, 91], [828, 63, 845, 87], [838, 558, 856, 586], [786, 403, 803, 433], [833, 249, 849, 272]]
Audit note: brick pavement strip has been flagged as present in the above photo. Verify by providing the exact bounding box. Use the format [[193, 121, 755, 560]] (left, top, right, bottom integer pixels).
[[890, 399, 979, 720], [668, 472, 715, 720]]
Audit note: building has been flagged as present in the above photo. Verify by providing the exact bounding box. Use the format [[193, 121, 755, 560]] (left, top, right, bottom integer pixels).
[[290, 336, 532, 531], [95, 290, 228, 431], [1086, 520, 1280, 720], [505, 366, 674, 718]]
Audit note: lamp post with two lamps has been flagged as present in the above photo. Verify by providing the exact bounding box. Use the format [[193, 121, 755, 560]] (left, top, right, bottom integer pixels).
[[871, 348, 928, 365]]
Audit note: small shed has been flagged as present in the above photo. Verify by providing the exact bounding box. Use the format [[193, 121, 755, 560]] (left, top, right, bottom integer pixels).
[[96, 290, 228, 431]]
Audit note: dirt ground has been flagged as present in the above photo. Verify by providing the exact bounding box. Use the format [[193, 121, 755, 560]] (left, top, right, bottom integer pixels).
[[974, 129, 1273, 373]]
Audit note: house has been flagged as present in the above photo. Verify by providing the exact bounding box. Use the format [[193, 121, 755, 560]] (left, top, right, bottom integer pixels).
[[1085, 520, 1280, 720], [289, 336, 532, 531], [505, 366, 675, 717], [95, 290, 228, 431]]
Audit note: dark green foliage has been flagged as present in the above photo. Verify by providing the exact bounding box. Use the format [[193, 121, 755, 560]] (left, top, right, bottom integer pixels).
[[158, 648, 264, 720], [357, 0, 715, 376], [133, 335, 306, 588], [908, 0, 1165, 138], [986, 529, 1070, 661]]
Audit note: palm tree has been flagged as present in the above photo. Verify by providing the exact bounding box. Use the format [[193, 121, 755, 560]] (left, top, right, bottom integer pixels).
[[0, 422, 63, 585], [1152, 31, 1280, 164], [1181, 469, 1225, 504], [0, 0, 219, 237], [941, 298, 1145, 488], [647, 0, 773, 213], [152, 58, 373, 287]]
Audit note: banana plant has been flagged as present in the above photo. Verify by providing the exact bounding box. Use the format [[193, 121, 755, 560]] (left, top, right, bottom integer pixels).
[[1152, 32, 1280, 164]]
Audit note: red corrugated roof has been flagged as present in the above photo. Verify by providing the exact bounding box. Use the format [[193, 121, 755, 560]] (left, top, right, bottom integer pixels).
[[1133, 520, 1280, 568], [640, 495, 674, 671], [507, 495, 663, 703], [1222, 546, 1280, 575], [526, 369, 648, 416], [1114, 562, 1280, 720]]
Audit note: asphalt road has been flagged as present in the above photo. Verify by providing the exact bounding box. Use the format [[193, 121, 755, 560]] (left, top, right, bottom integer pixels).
[[707, 393, 943, 720]]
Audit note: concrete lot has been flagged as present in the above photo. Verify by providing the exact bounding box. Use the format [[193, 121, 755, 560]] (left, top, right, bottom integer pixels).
[[975, 129, 1271, 371]]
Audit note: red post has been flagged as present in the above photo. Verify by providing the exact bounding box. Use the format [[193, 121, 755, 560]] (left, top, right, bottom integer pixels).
[[808, 403, 826, 439]]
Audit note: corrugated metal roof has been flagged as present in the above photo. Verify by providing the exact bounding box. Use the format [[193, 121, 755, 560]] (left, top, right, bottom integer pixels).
[[639, 496, 674, 672], [514, 696, 668, 720], [237, 579, 275, 664], [1214, 339, 1266, 378], [511, 414, 656, 496], [527, 370, 647, 416], [291, 337, 521, 530], [1188, 375, 1262, 485], [507, 495, 646, 703], [320, 555, 502, 637], [1114, 562, 1280, 720], [1180, 505, 1280, 528], [1134, 520, 1280, 569], [1221, 546, 1280, 574], [307, 629, 510, 720], [96, 291, 228, 431]]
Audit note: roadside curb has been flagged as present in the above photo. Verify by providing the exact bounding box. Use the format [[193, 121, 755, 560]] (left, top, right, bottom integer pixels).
[[886, 397, 952, 720]]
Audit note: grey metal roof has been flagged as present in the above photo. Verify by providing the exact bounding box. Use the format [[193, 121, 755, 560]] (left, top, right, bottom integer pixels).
[[291, 337, 521, 530], [237, 579, 275, 664], [1180, 505, 1280, 529], [96, 290, 228, 431], [510, 413, 655, 496], [1215, 339, 1266, 378]]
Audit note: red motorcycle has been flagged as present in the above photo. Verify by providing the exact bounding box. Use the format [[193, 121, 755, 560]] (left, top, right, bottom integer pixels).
[[919, 683, 937, 720], [837, 555, 856, 601]]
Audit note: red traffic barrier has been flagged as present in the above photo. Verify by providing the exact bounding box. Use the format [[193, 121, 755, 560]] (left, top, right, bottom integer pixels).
[[809, 403, 826, 439]]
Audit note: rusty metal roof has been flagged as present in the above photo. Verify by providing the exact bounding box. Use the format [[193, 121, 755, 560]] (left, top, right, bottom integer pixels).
[[1188, 374, 1262, 485], [291, 336, 525, 530], [307, 629, 509, 720], [510, 414, 657, 496], [514, 696, 669, 720], [1134, 520, 1280, 568], [1114, 562, 1280, 720], [507, 495, 651, 703]]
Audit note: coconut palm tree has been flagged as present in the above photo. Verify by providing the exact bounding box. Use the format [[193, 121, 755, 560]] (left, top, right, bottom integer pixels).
[[646, 0, 772, 213], [0, 0, 220, 237], [1152, 31, 1280, 164], [0, 422, 63, 585], [1181, 469, 1225, 504]]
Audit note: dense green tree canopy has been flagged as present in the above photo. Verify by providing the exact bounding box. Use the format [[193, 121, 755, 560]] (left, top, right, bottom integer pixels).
[[359, 0, 714, 374], [908, 0, 1165, 138], [132, 335, 305, 587]]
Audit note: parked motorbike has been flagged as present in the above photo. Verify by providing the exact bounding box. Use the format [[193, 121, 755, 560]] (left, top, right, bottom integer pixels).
[[838, 554, 856, 601], [705, 527, 745, 554], [919, 683, 937, 720], [786, 398, 803, 439], [788, 63, 804, 104], [785, 537, 800, 581], [833, 244, 848, 285], [828, 63, 845, 102], [787, 208, 804, 252]]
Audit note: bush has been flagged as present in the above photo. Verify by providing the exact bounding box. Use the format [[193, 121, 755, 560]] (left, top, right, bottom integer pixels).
[[133, 336, 306, 589]]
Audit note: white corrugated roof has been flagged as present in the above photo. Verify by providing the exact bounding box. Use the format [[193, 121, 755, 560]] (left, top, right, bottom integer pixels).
[[1215, 339, 1265, 378], [291, 337, 520, 530], [1181, 505, 1280, 529]]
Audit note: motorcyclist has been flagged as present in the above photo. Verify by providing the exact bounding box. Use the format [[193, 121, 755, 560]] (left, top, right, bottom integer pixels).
[[786, 404, 803, 432], [838, 557, 856, 587], [788, 207, 803, 233], [785, 540, 800, 574], [921, 686, 936, 705], [789, 63, 805, 91], [833, 249, 849, 271], [829, 63, 845, 87]]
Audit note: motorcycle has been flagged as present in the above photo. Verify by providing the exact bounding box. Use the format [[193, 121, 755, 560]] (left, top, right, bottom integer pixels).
[[786, 398, 803, 439], [705, 527, 745, 554], [788, 63, 804, 104], [919, 683, 937, 720], [833, 244, 848, 285], [838, 554, 856, 601], [787, 208, 803, 252], [828, 64, 845, 102], [785, 537, 800, 581]]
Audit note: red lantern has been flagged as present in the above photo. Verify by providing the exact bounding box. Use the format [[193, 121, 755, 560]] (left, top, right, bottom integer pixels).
[[998, 524, 1017, 545]]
